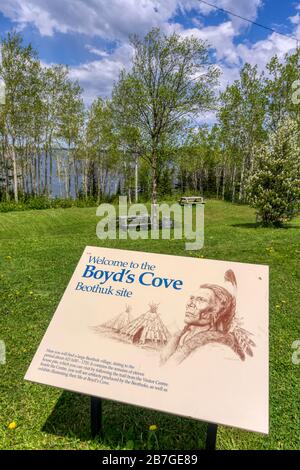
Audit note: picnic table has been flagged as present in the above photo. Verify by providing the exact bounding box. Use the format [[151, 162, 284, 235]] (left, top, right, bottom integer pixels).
[[117, 214, 151, 230], [178, 196, 205, 205], [117, 214, 173, 230]]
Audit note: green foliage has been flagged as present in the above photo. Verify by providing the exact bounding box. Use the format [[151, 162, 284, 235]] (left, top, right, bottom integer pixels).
[[0, 30, 299, 213], [0, 196, 97, 213], [0, 32, 86, 202], [177, 126, 219, 195], [246, 118, 300, 226], [217, 63, 268, 202], [266, 50, 300, 128], [158, 167, 173, 197], [112, 27, 220, 203]]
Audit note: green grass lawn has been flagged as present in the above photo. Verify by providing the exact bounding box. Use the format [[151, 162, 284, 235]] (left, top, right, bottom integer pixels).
[[0, 200, 299, 450]]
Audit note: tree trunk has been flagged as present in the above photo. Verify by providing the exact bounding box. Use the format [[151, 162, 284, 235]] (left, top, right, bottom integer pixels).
[[97, 164, 102, 204], [151, 148, 158, 229], [192, 171, 197, 192], [10, 143, 18, 203], [3, 144, 10, 201], [83, 157, 88, 199], [67, 146, 71, 198], [44, 149, 48, 195], [73, 151, 79, 198], [56, 154, 63, 197], [29, 156, 33, 195], [135, 157, 138, 203], [151, 157, 158, 205], [216, 167, 220, 199], [199, 170, 203, 195], [20, 151, 25, 196], [4, 161, 9, 201], [37, 149, 41, 196], [231, 165, 236, 202], [222, 166, 226, 201], [49, 151, 53, 197], [239, 157, 246, 202], [180, 170, 184, 192]]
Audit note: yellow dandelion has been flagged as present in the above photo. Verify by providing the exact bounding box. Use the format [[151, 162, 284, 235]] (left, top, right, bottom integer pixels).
[[149, 424, 157, 431], [8, 421, 17, 430]]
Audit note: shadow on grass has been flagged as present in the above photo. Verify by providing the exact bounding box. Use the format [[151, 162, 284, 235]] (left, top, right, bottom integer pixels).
[[231, 223, 260, 229], [231, 223, 300, 229], [42, 391, 207, 450]]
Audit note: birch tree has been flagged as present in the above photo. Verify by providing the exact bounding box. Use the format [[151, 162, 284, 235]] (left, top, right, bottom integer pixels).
[[0, 32, 40, 201], [112, 28, 219, 205]]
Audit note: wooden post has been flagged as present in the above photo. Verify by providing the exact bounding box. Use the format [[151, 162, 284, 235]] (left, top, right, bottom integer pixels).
[[91, 397, 102, 438], [205, 423, 218, 450]]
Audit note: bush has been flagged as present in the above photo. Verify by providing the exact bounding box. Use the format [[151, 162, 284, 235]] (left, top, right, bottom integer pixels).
[[74, 197, 99, 207], [51, 198, 73, 209], [26, 197, 52, 210], [0, 196, 99, 213], [246, 118, 300, 226], [0, 201, 25, 212]]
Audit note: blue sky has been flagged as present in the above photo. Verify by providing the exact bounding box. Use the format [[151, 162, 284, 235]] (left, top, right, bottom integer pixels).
[[0, 1, 299, 108]]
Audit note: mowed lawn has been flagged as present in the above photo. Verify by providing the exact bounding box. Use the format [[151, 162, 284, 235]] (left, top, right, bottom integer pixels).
[[0, 200, 299, 450]]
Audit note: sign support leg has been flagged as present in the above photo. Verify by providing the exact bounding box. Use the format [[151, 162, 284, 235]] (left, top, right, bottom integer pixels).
[[205, 423, 218, 450], [91, 397, 102, 437]]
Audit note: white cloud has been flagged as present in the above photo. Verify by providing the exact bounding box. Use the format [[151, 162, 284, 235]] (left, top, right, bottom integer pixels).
[[236, 33, 298, 72], [68, 43, 134, 105], [217, 63, 240, 89], [0, 0, 65, 36], [85, 45, 110, 58], [0, 0, 180, 38], [182, 0, 262, 31], [0, 0, 263, 38], [69, 20, 299, 106], [180, 21, 239, 64], [290, 3, 300, 17], [289, 3, 300, 40], [289, 13, 300, 26], [71, 20, 241, 105], [2, 0, 298, 108]]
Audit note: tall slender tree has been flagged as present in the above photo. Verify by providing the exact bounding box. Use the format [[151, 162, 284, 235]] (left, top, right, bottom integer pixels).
[[112, 28, 219, 205], [0, 32, 40, 201], [218, 64, 267, 201], [57, 79, 84, 198]]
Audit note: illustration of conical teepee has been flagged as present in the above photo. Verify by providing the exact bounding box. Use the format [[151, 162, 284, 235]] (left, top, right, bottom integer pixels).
[[102, 305, 133, 331], [120, 302, 170, 346]]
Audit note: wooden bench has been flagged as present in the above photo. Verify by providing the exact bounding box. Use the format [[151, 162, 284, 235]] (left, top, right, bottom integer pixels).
[[179, 196, 205, 206]]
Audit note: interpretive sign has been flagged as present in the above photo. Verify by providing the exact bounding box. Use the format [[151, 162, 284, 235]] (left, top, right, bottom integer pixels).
[[25, 246, 269, 433]]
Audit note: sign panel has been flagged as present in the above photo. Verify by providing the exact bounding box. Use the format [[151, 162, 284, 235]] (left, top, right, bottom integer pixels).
[[25, 246, 269, 433]]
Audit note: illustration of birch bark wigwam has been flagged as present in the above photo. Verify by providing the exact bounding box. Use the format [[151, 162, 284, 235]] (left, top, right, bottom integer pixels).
[[91, 304, 134, 336], [119, 302, 171, 350], [101, 304, 134, 331]]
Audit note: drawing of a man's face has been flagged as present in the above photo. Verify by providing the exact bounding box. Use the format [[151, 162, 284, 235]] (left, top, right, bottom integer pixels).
[[184, 288, 214, 328]]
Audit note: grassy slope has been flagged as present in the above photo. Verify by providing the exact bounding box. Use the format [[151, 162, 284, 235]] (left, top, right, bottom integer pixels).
[[0, 200, 299, 450]]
